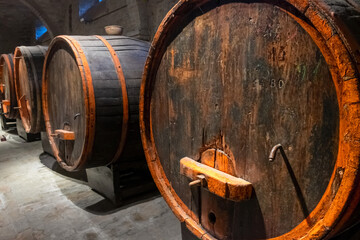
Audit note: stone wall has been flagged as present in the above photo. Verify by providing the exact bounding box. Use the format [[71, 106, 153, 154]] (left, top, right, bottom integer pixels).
[[63, 0, 179, 41]]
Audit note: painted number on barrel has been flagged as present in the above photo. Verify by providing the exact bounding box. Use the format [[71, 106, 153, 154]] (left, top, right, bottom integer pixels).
[[270, 79, 285, 89]]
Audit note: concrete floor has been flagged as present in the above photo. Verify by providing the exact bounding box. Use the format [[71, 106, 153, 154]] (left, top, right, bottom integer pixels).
[[0, 129, 181, 240]]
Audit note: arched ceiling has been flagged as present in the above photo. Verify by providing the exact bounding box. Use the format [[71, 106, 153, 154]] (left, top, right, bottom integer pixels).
[[0, 0, 38, 53], [0, 1, 37, 29], [0, 0, 66, 53]]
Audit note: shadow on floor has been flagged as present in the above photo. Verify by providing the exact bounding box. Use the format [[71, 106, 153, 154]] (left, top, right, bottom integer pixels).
[[1, 127, 25, 143], [39, 152, 88, 182], [5, 127, 17, 135], [84, 190, 161, 215], [40, 152, 161, 215]]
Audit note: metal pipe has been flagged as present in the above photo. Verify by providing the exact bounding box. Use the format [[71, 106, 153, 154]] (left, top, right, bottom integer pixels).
[[269, 144, 283, 162]]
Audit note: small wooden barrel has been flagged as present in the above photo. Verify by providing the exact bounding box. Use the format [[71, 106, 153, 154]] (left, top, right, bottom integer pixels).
[[14, 46, 48, 134], [140, 1, 360, 239], [43, 35, 149, 171], [0, 54, 18, 119]]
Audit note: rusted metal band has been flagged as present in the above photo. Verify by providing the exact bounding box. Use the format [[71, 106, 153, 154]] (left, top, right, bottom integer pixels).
[[95, 35, 129, 164]]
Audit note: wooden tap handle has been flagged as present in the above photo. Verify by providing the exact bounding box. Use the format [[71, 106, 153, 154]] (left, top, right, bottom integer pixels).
[[52, 129, 75, 140], [180, 157, 252, 201]]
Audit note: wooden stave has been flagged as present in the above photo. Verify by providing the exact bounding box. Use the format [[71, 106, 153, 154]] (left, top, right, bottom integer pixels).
[[42, 35, 149, 171], [0, 54, 18, 119], [14, 46, 48, 134], [139, 0, 360, 239], [100, 35, 150, 164]]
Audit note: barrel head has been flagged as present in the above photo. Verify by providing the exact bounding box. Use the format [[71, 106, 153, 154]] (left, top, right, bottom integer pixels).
[[45, 46, 86, 169], [145, 1, 343, 239]]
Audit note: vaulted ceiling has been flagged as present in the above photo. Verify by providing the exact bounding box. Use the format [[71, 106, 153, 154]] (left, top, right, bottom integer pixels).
[[0, 1, 36, 53], [0, 0, 66, 53], [0, 1, 36, 30]]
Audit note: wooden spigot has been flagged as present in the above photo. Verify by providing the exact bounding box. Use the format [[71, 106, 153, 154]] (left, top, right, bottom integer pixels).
[[51, 129, 75, 140], [180, 157, 252, 201]]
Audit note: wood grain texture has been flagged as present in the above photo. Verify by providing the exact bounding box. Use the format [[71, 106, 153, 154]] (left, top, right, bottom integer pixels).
[[14, 46, 48, 133], [43, 35, 150, 171], [0, 54, 18, 119], [140, 0, 360, 239]]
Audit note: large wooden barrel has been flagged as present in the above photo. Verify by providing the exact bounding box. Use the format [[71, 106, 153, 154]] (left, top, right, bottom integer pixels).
[[43, 35, 149, 171], [14, 46, 48, 134], [0, 54, 18, 119], [140, 0, 360, 239]]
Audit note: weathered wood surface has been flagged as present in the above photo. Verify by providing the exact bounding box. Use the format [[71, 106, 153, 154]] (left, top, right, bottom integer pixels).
[[317, 0, 360, 75], [43, 35, 149, 171], [140, 0, 360, 239], [0, 54, 18, 119], [180, 157, 253, 202], [312, 1, 360, 236], [14, 46, 48, 134]]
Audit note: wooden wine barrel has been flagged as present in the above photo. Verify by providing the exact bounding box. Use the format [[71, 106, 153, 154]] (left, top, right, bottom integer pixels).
[[140, 0, 360, 239], [14, 46, 48, 134], [43, 35, 150, 171], [0, 54, 18, 119]]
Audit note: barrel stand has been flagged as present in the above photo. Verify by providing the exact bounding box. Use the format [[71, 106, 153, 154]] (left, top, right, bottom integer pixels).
[[41, 131, 54, 156], [0, 114, 16, 130], [16, 118, 40, 142], [86, 161, 156, 206]]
